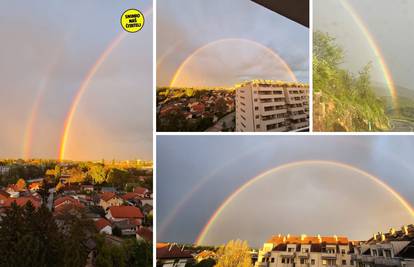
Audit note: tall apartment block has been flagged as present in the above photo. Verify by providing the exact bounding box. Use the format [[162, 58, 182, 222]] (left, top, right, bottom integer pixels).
[[235, 80, 309, 132]]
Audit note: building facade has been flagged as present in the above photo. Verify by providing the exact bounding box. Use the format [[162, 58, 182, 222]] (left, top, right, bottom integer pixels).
[[235, 80, 309, 132], [352, 225, 414, 267], [255, 235, 354, 267]]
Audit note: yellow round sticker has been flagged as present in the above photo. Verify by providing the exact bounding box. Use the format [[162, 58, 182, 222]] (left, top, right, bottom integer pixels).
[[121, 9, 144, 33]]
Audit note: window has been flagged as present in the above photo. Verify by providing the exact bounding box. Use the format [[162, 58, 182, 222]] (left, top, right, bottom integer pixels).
[[282, 258, 285, 264], [254, 106, 259, 111], [255, 115, 259, 119], [262, 258, 265, 262], [322, 260, 327, 265], [342, 260, 347, 265], [254, 98, 258, 102], [341, 249, 346, 255], [372, 250, 377, 256], [301, 259, 305, 264], [288, 247, 294, 252], [311, 259, 316, 265], [271, 258, 275, 263], [256, 125, 260, 129]]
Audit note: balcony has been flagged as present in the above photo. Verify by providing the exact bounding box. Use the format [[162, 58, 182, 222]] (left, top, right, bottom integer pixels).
[[280, 251, 295, 258], [374, 257, 400, 266], [297, 252, 310, 258], [290, 113, 308, 120], [360, 255, 375, 263], [321, 253, 337, 259], [289, 106, 304, 112]]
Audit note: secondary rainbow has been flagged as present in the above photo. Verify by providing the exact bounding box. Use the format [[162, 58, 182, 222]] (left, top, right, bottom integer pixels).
[[58, 8, 152, 161], [195, 160, 414, 245], [169, 38, 297, 87], [340, 0, 398, 110]]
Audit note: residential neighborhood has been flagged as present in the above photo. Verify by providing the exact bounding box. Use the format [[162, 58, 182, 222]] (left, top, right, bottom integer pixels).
[[157, 87, 236, 131], [0, 159, 153, 267]]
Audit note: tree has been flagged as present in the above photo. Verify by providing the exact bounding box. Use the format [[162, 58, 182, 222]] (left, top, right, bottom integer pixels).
[[88, 164, 107, 184], [215, 240, 251, 267], [68, 167, 86, 183], [16, 178, 26, 191]]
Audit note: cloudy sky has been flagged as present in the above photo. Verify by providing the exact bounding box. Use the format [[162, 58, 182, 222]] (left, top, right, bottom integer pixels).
[[157, 136, 414, 247], [315, 0, 414, 90], [0, 0, 152, 160], [157, 0, 309, 87]]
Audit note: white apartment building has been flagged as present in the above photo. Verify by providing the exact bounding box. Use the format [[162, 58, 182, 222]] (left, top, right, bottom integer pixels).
[[235, 80, 309, 132], [352, 225, 414, 267], [255, 235, 354, 267]]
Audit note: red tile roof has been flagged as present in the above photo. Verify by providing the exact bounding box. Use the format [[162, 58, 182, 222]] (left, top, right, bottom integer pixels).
[[95, 218, 112, 231], [157, 243, 193, 259], [101, 192, 119, 202], [3, 197, 41, 208], [121, 192, 142, 201], [137, 227, 153, 242], [54, 196, 80, 207], [133, 187, 148, 195], [108, 205, 143, 219]]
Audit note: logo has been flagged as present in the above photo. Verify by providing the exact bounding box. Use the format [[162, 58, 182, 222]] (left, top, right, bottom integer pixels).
[[121, 9, 144, 33]]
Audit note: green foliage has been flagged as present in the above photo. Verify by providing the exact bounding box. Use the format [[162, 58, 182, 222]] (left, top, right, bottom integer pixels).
[[89, 164, 107, 184], [95, 236, 152, 267], [313, 31, 390, 131]]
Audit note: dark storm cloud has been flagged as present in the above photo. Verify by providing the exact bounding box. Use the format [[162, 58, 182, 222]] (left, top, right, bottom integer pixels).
[[157, 0, 309, 86]]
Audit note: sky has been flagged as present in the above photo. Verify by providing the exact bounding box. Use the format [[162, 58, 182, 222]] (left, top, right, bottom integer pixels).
[[157, 136, 414, 247], [0, 0, 153, 160], [157, 0, 309, 87], [315, 0, 414, 90]]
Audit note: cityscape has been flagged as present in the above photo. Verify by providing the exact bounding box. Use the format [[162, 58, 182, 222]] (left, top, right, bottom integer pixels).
[[157, 136, 414, 266]]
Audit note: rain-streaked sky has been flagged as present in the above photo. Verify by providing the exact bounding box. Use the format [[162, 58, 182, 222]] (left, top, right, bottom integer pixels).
[[315, 0, 414, 90], [157, 136, 414, 247], [157, 0, 309, 87], [0, 1, 152, 160]]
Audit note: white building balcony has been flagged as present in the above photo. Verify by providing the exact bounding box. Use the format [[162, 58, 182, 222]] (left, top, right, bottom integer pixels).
[[374, 257, 400, 266], [297, 252, 310, 258], [321, 253, 337, 259], [280, 251, 295, 258]]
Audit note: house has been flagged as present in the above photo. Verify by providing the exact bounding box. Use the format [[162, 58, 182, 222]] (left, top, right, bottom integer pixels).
[[121, 192, 141, 202], [157, 243, 195, 267], [0, 190, 10, 205], [53, 196, 84, 213], [6, 184, 20, 198], [106, 205, 144, 227], [133, 187, 150, 198], [136, 227, 153, 243], [112, 220, 138, 236], [95, 218, 112, 235], [99, 192, 123, 210]]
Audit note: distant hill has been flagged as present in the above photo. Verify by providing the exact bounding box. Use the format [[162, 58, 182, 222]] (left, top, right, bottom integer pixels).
[[373, 82, 414, 120], [373, 81, 414, 99]]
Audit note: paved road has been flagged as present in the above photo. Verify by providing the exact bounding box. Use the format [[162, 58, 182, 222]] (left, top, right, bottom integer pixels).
[[47, 188, 55, 211], [205, 112, 235, 132], [389, 119, 414, 132]]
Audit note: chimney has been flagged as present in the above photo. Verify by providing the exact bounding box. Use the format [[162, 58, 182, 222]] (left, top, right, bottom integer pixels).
[[301, 234, 307, 241], [334, 235, 338, 243], [403, 225, 409, 235], [381, 233, 386, 241], [317, 235, 322, 243], [373, 234, 377, 240], [389, 228, 396, 235]]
